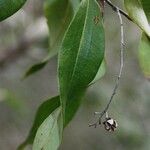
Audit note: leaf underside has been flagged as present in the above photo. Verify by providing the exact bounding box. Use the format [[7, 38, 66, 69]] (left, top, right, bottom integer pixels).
[[124, 0, 150, 37], [17, 96, 60, 150]]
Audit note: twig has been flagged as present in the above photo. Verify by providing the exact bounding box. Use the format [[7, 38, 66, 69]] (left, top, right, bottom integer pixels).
[[89, 6, 125, 128], [105, 0, 132, 21]]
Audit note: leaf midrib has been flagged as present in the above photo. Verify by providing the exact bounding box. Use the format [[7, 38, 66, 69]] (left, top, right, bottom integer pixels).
[[67, 0, 89, 90]]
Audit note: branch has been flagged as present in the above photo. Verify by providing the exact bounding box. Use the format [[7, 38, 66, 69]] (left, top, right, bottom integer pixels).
[[101, 6, 125, 118], [89, 6, 125, 128], [105, 0, 132, 21]]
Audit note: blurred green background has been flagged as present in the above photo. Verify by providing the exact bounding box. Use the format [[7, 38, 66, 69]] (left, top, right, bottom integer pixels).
[[0, 0, 150, 150]]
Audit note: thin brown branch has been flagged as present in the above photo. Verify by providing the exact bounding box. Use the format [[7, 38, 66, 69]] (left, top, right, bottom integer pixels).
[[102, 6, 125, 119], [89, 6, 125, 128]]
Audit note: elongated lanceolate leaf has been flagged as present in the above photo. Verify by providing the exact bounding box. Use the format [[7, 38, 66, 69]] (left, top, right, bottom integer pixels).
[[124, 0, 150, 37], [138, 33, 150, 79], [44, 0, 74, 57], [23, 0, 74, 78], [58, 0, 105, 125], [0, 0, 26, 21]]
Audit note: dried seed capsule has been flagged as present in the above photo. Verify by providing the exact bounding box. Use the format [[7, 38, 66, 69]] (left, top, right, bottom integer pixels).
[[103, 117, 118, 132]]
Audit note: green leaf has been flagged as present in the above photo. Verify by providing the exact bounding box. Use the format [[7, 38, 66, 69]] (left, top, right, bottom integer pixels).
[[33, 107, 63, 150], [138, 33, 150, 79], [18, 94, 85, 149], [0, 0, 26, 21], [138, 1, 150, 79], [23, 0, 74, 78], [17, 96, 60, 150], [58, 0, 105, 125], [44, 0, 74, 57], [124, 0, 150, 37]]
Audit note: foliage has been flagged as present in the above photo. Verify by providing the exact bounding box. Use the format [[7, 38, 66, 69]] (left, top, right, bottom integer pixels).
[[0, 0, 150, 150], [18, 96, 60, 149], [24, 0, 76, 78], [58, 0, 104, 125]]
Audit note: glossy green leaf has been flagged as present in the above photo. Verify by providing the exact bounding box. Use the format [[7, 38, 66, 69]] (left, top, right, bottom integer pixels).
[[58, 0, 105, 125], [17, 96, 60, 150], [23, 0, 74, 78], [138, 33, 150, 79], [124, 0, 150, 37], [33, 107, 63, 150], [0, 0, 26, 21]]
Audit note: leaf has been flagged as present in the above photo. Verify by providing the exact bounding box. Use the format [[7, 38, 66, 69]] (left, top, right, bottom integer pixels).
[[58, 0, 105, 125], [20, 0, 105, 149], [44, 0, 74, 57], [17, 96, 60, 150], [124, 0, 150, 37], [23, 0, 74, 78], [18, 94, 83, 149], [32, 107, 63, 150], [138, 33, 150, 79], [138, 1, 150, 79], [18, 93, 86, 149], [0, 0, 26, 21]]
